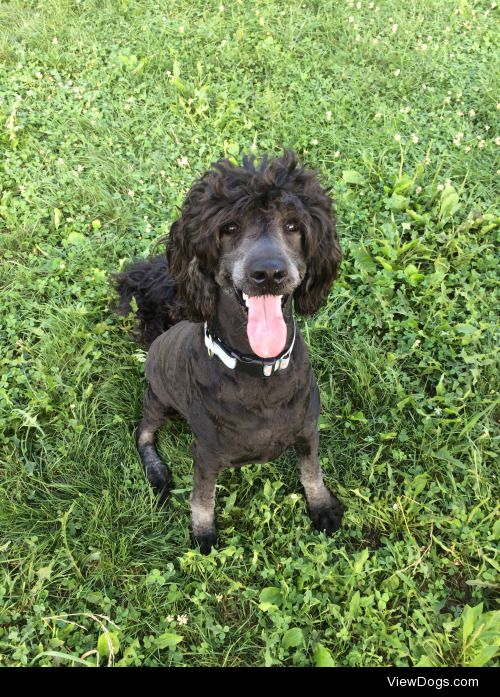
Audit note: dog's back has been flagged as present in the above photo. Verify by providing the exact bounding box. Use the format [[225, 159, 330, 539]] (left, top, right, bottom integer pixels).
[[112, 255, 184, 348]]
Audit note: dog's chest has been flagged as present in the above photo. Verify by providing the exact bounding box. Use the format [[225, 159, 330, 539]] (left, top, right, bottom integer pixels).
[[188, 365, 318, 466]]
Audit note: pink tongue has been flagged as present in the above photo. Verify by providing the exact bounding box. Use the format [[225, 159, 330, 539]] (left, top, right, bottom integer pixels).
[[246, 295, 287, 358]]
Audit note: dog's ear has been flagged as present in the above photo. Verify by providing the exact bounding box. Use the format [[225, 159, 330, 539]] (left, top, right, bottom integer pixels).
[[166, 177, 219, 322], [293, 191, 341, 316]]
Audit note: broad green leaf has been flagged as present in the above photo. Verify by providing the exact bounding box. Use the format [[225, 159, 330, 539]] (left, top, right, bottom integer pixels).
[[379, 432, 397, 440], [351, 243, 377, 273], [349, 590, 361, 617], [393, 174, 413, 194], [406, 209, 428, 225], [386, 193, 409, 211], [375, 256, 393, 272], [97, 631, 120, 657], [342, 169, 365, 185], [468, 645, 499, 667], [259, 586, 283, 606], [314, 643, 336, 667], [349, 410, 366, 422], [65, 231, 86, 245], [156, 632, 184, 649], [282, 627, 304, 650], [353, 548, 369, 573], [440, 185, 460, 219], [462, 603, 481, 643]]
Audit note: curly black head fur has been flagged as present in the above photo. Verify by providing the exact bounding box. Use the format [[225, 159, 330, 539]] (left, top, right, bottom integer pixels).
[[112, 151, 341, 347], [167, 150, 341, 321]]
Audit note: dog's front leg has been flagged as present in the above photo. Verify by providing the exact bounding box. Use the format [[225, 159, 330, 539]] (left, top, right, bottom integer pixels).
[[191, 444, 220, 554], [295, 432, 344, 535], [137, 387, 174, 505]]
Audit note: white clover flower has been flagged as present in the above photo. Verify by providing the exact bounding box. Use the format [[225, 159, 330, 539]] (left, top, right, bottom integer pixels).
[[52, 37, 58, 44], [392, 503, 398, 510], [334, 150, 341, 158], [495, 136, 500, 146], [394, 133, 401, 142], [127, 190, 135, 197], [177, 156, 189, 167], [177, 615, 188, 625], [411, 134, 419, 144], [415, 186, 422, 194], [394, 68, 401, 77], [374, 112, 382, 119], [469, 109, 476, 117], [392, 24, 398, 33], [325, 110, 332, 120], [437, 183, 444, 191]]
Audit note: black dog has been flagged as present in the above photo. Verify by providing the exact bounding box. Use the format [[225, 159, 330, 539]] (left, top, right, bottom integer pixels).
[[114, 151, 343, 553]]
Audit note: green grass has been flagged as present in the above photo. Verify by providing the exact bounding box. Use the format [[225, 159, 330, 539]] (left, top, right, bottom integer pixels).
[[1, 0, 499, 667]]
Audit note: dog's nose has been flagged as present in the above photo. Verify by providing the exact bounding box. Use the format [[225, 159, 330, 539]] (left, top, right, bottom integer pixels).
[[249, 259, 288, 286]]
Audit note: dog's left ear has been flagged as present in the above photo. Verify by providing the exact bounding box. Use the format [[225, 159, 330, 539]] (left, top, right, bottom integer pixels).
[[293, 191, 342, 316], [166, 172, 220, 322]]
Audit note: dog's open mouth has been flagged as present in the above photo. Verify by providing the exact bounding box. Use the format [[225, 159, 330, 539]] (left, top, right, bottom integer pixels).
[[234, 288, 288, 359]]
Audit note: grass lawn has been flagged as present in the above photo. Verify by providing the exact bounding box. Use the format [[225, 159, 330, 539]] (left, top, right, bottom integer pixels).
[[0, 0, 499, 667]]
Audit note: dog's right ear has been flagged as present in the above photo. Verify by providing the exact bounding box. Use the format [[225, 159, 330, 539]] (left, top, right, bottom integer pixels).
[[166, 177, 220, 322]]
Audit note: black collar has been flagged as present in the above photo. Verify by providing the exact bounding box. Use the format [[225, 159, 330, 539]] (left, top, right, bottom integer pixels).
[[204, 322, 296, 378]]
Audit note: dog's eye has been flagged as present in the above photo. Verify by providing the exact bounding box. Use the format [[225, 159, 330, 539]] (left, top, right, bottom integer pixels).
[[221, 223, 240, 235], [285, 221, 299, 233]]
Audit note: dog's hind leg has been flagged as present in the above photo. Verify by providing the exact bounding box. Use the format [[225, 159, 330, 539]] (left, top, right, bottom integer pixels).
[[137, 387, 175, 505], [295, 431, 344, 535]]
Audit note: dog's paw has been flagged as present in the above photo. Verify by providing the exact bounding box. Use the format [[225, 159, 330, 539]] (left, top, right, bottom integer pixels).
[[146, 466, 172, 507], [192, 528, 217, 555], [308, 495, 344, 535]]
